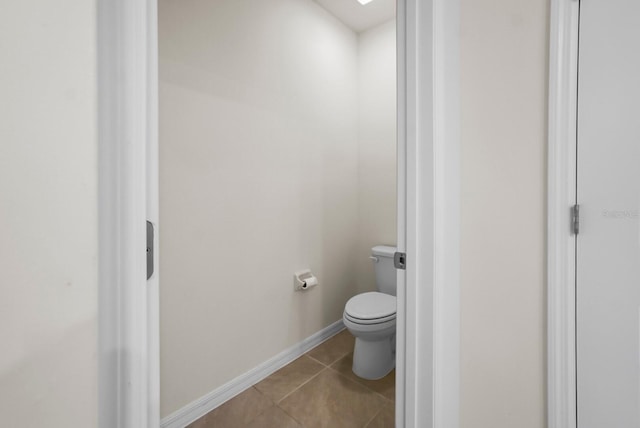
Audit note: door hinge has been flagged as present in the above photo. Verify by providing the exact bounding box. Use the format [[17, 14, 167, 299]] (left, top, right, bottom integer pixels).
[[394, 252, 406, 270], [147, 220, 154, 280], [571, 204, 580, 235]]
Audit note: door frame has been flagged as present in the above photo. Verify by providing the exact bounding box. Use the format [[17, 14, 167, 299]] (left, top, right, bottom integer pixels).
[[547, 0, 580, 427], [397, 0, 460, 426], [97, 0, 160, 427], [98, 0, 460, 426]]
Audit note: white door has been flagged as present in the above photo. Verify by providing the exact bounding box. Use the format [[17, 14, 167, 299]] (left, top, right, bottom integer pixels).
[[576, 0, 640, 426]]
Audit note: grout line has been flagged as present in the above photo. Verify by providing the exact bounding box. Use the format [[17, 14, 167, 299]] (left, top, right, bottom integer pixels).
[[305, 354, 330, 367], [363, 406, 384, 428], [276, 404, 306, 427], [251, 385, 278, 406], [331, 369, 391, 401], [326, 352, 350, 370], [328, 350, 352, 367], [243, 388, 279, 426], [276, 367, 329, 405], [329, 367, 396, 403], [306, 349, 351, 368]]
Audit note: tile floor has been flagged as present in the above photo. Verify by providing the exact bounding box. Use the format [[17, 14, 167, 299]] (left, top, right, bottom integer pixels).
[[187, 330, 395, 428]]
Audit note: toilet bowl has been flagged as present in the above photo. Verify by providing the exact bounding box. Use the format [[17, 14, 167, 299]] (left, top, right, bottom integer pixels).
[[343, 246, 397, 380], [343, 292, 396, 379]]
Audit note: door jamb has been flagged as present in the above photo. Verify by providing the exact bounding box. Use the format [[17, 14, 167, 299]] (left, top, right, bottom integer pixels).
[[397, 0, 461, 426], [547, 1, 580, 427], [97, 0, 159, 427]]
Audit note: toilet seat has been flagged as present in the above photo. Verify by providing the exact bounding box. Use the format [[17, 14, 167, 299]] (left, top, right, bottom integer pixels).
[[344, 292, 396, 325], [344, 312, 396, 325]]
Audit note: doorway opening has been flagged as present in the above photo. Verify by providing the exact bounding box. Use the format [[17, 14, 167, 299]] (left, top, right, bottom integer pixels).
[[158, 0, 398, 426]]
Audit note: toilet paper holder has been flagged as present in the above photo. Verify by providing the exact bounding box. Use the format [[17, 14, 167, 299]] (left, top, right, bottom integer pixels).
[[294, 270, 319, 291]]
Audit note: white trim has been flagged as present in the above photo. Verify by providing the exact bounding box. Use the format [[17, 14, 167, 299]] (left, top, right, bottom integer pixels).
[[160, 321, 345, 428], [432, 0, 461, 426], [395, 2, 407, 426], [146, 0, 161, 426], [397, 0, 460, 426], [547, 1, 580, 427], [97, 0, 155, 426]]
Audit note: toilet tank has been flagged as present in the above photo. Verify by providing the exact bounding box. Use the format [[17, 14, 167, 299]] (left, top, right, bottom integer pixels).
[[371, 245, 397, 296]]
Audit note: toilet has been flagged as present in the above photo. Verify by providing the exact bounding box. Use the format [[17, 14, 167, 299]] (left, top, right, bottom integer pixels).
[[343, 245, 397, 380]]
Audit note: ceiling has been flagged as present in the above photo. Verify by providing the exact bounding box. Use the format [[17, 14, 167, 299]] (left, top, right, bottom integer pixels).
[[314, 0, 396, 33]]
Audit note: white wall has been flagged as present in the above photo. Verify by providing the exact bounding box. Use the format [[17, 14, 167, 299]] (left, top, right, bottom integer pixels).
[[158, 0, 360, 416], [0, 2, 98, 427], [460, 0, 549, 426], [356, 20, 397, 293]]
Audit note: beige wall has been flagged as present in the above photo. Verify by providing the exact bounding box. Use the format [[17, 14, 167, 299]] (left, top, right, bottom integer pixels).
[[158, 0, 361, 416], [356, 20, 397, 294], [460, 0, 549, 427], [0, 1, 98, 427]]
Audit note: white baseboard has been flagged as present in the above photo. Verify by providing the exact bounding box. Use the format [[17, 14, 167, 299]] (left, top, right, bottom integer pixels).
[[160, 319, 345, 428]]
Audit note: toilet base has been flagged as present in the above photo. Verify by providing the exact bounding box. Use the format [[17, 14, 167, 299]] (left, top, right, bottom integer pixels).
[[352, 334, 396, 380]]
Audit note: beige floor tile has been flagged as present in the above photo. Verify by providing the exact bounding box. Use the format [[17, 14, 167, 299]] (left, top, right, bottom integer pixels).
[[245, 406, 301, 428], [187, 387, 273, 428], [330, 353, 395, 401], [307, 330, 355, 366], [254, 356, 324, 402], [187, 416, 208, 428], [279, 368, 386, 428], [365, 402, 394, 428]]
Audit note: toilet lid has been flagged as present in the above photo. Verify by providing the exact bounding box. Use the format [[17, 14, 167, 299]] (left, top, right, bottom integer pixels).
[[345, 292, 396, 321], [344, 311, 396, 326]]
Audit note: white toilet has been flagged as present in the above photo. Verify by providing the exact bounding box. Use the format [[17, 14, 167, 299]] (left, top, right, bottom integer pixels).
[[343, 245, 397, 380]]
